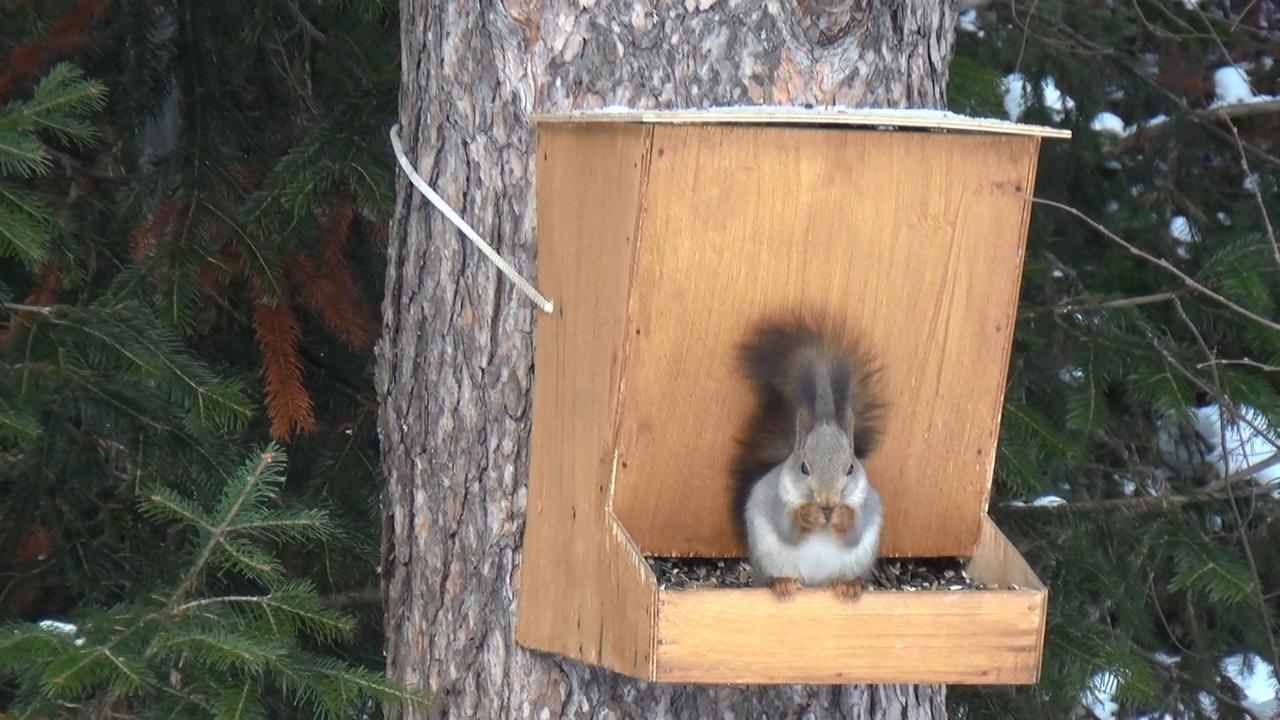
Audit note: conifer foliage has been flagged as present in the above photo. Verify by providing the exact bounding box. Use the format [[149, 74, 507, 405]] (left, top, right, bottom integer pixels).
[[950, 2, 1280, 718], [1, 0, 409, 716], [1, 445, 423, 718]]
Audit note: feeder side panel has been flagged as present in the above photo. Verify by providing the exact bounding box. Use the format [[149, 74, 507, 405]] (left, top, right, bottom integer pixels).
[[516, 122, 658, 677]]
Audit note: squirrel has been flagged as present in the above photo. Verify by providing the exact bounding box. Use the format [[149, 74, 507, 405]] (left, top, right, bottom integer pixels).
[[730, 316, 886, 601]]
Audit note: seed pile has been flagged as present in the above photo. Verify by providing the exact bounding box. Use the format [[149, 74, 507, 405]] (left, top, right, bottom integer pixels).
[[647, 556, 999, 592]]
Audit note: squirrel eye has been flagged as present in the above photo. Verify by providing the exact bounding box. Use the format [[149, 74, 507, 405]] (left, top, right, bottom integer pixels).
[[846, 464, 856, 476], [800, 462, 810, 476]]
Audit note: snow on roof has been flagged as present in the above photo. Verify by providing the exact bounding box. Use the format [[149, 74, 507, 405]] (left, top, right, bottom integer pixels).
[[530, 105, 1073, 139]]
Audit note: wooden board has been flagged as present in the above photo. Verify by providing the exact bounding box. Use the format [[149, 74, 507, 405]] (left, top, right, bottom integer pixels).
[[612, 124, 1041, 559], [531, 106, 1072, 139], [514, 123, 657, 677], [652, 516, 1045, 684]]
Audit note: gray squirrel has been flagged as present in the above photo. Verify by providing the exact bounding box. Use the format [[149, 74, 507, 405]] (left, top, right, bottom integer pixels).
[[730, 317, 885, 601]]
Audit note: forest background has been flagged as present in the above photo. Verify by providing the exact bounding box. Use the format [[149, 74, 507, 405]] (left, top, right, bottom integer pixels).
[[2, 1, 1280, 718]]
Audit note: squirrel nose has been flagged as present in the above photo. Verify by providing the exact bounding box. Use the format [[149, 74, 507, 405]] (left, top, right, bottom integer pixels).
[[820, 506, 835, 523]]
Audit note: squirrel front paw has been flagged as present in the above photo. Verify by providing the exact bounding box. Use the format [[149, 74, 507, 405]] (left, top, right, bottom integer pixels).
[[832, 578, 866, 601], [829, 504, 857, 534], [794, 502, 857, 535], [768, 577, 802, 600], [794, 502, 827, 533]]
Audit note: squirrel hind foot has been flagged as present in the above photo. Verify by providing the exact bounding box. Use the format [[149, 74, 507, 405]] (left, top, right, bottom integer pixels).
[[832, 578, 866, 602], [767, 577, 802, 600]]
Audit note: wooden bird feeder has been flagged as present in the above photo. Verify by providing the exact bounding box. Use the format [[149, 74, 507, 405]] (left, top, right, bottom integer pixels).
[[513, 107, 1071, 685]]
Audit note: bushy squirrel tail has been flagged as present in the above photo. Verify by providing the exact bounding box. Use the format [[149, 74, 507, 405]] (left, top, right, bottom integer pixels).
[[729, 316, 884, 542]]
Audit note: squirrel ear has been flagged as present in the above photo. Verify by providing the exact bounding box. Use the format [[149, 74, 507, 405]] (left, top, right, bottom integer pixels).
[[795, 407, 815, 447]]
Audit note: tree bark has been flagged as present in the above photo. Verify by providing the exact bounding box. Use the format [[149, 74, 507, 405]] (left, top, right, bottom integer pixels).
[[378, 2, 957, 718]]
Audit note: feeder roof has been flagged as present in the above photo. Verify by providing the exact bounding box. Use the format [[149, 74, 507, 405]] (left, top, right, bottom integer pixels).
[[530, 105, 1073, 139]]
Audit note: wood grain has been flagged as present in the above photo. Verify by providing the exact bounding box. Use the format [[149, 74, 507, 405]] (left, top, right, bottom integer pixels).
[[968, 515, 1044, 590], [611, 124, 1042, 559], [389, 0, 961, 715], [532, 107, 1072, 139], [653, 515, 1045, 685], [514, 123, 657, 678]]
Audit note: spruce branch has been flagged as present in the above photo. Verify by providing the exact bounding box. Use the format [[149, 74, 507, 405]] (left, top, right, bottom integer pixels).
[[1174, 299, 1280, 687], [1028, 196, 1280, 334], [1047, 22, 1280, 170], [252, 301, 317, 441], [1130, 646, 1265, 720]]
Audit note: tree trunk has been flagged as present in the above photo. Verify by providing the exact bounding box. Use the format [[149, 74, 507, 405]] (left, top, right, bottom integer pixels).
[[377, 2, 956, 718]]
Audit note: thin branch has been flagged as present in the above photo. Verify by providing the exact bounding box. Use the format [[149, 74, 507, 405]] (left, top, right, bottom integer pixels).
[[1203, 98, 1280, 122], [45, 148, 128, 185], [1075, 292, 1182, 310], [1049, 22, 1280, 169], [283, 0, 328, 46], [1196, 358, 1280, 374], [999, 467, 1280, 514], [1111, 100, 1280, 156], [1147, 316, 1280, 458], [1227, 121, 1280, 272], [1027, 196, 1280, 334], [1, 302, 59, 315], [1021, 291, 1182, 319], [319, 587, 381, 609]]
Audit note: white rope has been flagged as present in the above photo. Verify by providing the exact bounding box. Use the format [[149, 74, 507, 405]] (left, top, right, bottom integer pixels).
[[388, 123, 554, 314]]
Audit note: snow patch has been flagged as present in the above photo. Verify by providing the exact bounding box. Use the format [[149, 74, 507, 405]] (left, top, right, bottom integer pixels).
[[1214, 65, 1256, 104], [1169, 215, 1199, 242], [1002, 73, 1075, 122], [38, 620, 84, 646], [1158, 403, 1280, 489], [586, 104, 1064, 134], [1040, 77, 1076, 121], [1031, 495, 1067, 507], [1170, 215, 1199, 257], [1221, 654, 1280, 717], [1085, 671, 1121, 720], [1091, 111, 1127, 136], [958, 9, 984, 35]]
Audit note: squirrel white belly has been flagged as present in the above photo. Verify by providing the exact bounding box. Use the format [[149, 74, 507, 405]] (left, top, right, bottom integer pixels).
[[730, 317, 885, 601]]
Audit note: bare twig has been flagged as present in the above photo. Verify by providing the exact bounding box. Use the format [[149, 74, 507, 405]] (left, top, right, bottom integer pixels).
[[1112, 100, 1280, 155], [1030, 291, 1182, 318], [284, 0, 328, 46], [1144, 335, 1280, 460], [319, 587, 381, 609], [1227, 122, 1280, 272], [1049, 23, 1280, 169], [1027, 196, 1280, 334], [45, 148, 128, 185], [1196, 358, 1280, 374], [999, 459, 1280, 514], [1, 303, 59, 315]]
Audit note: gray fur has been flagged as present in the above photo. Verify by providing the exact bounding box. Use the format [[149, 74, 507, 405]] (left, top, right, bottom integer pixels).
[[745, 420, 883, 589]]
